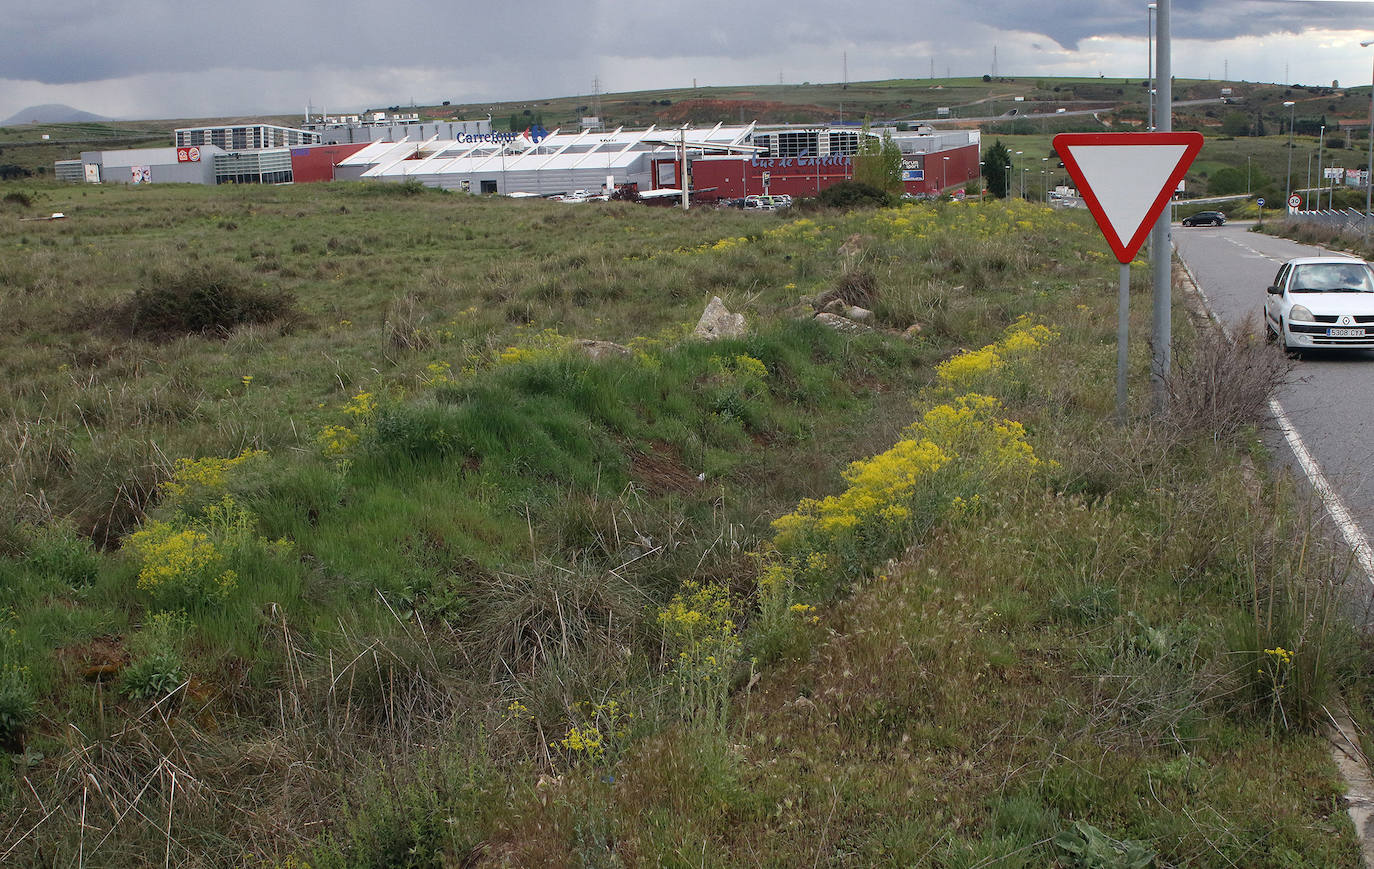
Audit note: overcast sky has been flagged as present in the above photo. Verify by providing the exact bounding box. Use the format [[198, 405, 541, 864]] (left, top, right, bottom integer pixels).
[[3, 0, 1374, 122]]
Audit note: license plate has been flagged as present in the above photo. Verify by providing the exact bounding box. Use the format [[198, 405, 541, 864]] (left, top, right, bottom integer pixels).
[[1328, 327, 1366, 337]]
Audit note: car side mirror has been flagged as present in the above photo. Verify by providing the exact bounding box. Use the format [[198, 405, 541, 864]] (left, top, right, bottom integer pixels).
[[1266, 285, 1282, 295]]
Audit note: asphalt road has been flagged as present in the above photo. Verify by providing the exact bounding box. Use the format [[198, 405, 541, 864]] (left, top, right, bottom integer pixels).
[[1173, 222, 1374, 586]]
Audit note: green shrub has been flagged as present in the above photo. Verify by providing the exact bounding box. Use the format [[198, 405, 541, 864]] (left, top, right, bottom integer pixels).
[[119, 611, 187, 700], [21, 523, 100, 587], [1, 191, 34, 209], [814, 181, 895, 209], [118, 264, 297, 338]]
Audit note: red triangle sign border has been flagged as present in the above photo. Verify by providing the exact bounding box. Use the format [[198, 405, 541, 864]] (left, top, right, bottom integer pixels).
[[1053, 132, 1205, 264]]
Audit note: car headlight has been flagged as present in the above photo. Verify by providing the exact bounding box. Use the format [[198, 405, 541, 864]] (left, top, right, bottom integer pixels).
[[1289, 305, 1315, 322]]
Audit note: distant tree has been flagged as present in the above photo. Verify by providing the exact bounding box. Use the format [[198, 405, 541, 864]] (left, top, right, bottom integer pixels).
[[1221, 111, 1250, 137], [1208, 165, 1269, 196], [982, 139, 1012, 199], [853, 122, 903, 194], [983, 74, 992, 83]]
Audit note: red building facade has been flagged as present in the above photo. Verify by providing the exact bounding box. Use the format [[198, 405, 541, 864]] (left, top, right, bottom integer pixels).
[[289, 143, 372, 183], [689, 143, 980, 200]]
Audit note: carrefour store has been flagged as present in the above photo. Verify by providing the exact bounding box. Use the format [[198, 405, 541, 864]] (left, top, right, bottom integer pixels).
[[335, 123, 981, 199]]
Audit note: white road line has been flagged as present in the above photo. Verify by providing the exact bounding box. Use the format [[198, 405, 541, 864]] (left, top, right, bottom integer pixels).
[[1267, 397, 1374, 582], [1177, 245, 1374, 585]]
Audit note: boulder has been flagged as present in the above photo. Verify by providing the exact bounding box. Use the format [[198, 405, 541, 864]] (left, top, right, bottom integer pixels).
[[846, 306, 874, 322], [571, 339, 632, 360], [903, 323, 924, 340], [693, 296, 747, 340], [815, 313, 875, 335]]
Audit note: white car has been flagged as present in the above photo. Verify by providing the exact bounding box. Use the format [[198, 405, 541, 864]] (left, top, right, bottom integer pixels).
[[1265, 256, 1374, 351]]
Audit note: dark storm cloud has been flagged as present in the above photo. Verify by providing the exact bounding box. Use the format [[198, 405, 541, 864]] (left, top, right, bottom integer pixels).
[[2, 0, 598, 84], [3, 0, 1371, 87]]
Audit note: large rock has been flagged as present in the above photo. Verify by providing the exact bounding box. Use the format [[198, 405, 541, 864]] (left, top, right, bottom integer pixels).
[[571, 339, 632, 360], [693, 296, 747, 340], [815, 313, 875, 335]]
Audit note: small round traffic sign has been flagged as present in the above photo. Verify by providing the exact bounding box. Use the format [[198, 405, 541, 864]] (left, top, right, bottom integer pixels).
[[1288, 194, 1301, 209], [1256, 197, 1265, 207]]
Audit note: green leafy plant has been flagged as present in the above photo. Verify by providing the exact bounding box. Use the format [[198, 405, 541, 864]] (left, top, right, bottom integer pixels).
[[0, 610, 35, 746], [119, 611, 188, 701], [1054, 821, 1156, 869]]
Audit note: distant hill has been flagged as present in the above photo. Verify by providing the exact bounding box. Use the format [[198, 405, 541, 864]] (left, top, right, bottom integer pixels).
[[2, 104, 109, 126]]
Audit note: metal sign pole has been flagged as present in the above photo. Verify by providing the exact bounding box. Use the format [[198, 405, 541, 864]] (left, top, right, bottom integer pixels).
[[1118, 263, 1131, 424], [1150, 0, 1172, 413]]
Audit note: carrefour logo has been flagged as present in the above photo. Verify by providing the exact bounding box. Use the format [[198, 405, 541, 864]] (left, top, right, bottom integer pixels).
[[457, 132, 519, 145]]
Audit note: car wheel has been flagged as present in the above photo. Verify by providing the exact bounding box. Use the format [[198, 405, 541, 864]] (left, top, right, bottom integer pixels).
[[1265, 316, 1277, 341], [1280, 319, 1300, 355]]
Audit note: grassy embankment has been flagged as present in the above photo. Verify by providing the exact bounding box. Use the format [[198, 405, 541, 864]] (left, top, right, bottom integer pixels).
[[0, 181, 1369, 866]]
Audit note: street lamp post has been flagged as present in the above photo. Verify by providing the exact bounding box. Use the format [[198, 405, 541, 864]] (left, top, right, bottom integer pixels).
[[1004, 164, 1012, 198], [1284, 100, 1296, 211], [1362, 39, 1374, 242], [1147, 3, 1157, 131], [1247, 155, 1252, 195], [942, 155, 950, 192], [1317, 124, 1326, 212]]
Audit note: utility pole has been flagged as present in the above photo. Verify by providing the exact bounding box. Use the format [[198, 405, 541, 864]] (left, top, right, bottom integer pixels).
[[1363, 40, 1374, 244], [1284, 101, 1296, 212], [1317, 124, 1326, 212], [680, 128, 689, 211], [1150, 0, 1172, 412]]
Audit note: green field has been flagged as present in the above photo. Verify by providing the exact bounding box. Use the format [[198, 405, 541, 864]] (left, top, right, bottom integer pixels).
[[0, 181, 1370, 865]]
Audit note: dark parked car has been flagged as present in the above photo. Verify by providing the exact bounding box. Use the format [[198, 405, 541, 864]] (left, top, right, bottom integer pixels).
[[1182, 210, 1227, 227]]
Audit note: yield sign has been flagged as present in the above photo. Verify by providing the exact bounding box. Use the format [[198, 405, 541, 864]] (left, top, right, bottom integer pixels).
[[1053, 132, 1204, 264]]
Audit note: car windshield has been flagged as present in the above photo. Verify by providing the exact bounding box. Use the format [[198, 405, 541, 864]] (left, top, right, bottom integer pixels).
[[1290, 263, 1374, 293]]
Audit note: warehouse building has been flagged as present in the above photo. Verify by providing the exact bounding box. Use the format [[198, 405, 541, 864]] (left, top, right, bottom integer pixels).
[[74, 146, 223, 184], [333, 123, 756, 194], [69, 144, 297, 185], [302, 115, 493, 145], [60, 120, 979, 196], [333, 124, 980, 199], [175, 123, 320, 150]]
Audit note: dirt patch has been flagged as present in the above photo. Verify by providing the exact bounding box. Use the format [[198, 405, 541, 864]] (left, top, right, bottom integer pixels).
[[58, 635, 129, 681], [630, 442, 701, 496]]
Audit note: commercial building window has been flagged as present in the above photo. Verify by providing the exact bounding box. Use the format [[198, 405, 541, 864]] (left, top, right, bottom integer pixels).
[[828, 132, 859, 155], [775, 132, 818, 158], [480, 180, 498, 194]]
